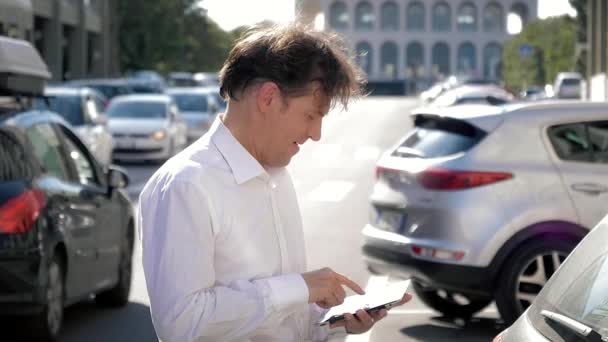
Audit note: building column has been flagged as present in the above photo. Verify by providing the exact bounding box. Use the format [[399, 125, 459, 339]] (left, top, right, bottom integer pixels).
[[69, 0, 87, 79], [43, 0, 63, 81]]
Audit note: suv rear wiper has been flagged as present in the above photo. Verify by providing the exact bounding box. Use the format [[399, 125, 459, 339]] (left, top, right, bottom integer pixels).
[[541, 310, 604, 342]]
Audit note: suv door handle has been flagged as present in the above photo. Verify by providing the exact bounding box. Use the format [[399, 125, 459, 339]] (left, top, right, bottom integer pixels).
[[571, 183, 608, 196]]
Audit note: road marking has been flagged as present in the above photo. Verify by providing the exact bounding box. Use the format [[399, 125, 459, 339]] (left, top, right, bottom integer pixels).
[[307, 181, 355, 202], [354, 146, 381, 161]]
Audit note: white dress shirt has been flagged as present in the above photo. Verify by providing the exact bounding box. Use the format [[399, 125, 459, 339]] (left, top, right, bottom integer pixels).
[[138, 117, 333, 341]]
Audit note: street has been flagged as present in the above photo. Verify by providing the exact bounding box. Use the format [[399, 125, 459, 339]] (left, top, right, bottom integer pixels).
[[61, 96, 504, 341]]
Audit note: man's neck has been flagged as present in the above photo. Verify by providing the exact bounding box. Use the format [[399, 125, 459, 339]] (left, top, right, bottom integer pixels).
[[221, 110, 264, 166]]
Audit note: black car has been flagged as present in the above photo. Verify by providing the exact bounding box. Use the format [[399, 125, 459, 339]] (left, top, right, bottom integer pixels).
[[67, 78, 134, 100], [0, 36, 134, 341]]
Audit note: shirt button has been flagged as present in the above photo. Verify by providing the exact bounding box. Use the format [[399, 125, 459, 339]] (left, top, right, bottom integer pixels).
[[270, 182, 277, 189]]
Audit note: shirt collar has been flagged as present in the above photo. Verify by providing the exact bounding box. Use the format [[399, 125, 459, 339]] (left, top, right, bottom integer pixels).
[[209, 116, 267, 185]]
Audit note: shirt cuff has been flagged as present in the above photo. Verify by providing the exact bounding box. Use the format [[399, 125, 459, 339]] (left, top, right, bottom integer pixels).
[[265, 273, 309, 311]]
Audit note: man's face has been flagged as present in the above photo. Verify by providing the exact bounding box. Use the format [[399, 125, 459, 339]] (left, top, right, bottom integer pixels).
[[260, 85, 329, 168]]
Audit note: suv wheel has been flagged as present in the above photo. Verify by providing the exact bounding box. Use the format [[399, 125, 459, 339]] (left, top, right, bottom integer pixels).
[[412, 280, 492, 319], [95, 223, 133, 307], [27, 255, 64, 341], [495, 239, 576, 324]]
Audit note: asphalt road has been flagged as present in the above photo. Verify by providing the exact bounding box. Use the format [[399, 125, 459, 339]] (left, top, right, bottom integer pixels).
[[56, 96, 504, 341]]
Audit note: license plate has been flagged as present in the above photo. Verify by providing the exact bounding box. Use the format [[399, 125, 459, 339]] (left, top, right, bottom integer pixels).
[[376, 210, 405, 233], [117, 139, 135, 149]]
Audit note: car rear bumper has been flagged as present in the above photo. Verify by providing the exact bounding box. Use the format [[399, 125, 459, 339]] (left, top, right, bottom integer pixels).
[[0, 254, 46, 313], [362, 224, 495, 296]]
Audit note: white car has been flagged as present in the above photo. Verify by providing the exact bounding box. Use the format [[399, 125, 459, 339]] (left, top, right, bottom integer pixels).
[[363, 101, 608, 325], [166, 87, 220, 142], [33, 86, 114, 165], [107, 94, 188, 162], [553, 72, 582, 99]]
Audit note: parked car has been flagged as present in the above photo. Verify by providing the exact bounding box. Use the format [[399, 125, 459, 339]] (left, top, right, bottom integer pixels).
[[107, 94, 188, 162], [67, 78, 134, 100], [130, 70, 166, 90], [33, 86, 114, 166], [553, 72, 582, 99], [495, 214, 608, 341], [427, 85, 514, 108], [0, 36, 134, 341], [362, 101, 608, 325], [166, 87, 219, 141], [193, 72, 219, 87], [520, 85, 547, 101], [167, 72, 197, 87]]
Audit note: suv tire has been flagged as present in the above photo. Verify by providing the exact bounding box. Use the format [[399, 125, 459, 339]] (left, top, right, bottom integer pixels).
[[412, 280, 492, 319], [495, 238, 577, 324]]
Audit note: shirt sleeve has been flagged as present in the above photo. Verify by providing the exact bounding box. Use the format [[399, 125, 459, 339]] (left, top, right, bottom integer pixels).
[[139, 179, 309, 341]]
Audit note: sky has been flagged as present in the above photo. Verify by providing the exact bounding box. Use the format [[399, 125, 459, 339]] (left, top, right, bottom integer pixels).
[[201, 0, 577, 32]]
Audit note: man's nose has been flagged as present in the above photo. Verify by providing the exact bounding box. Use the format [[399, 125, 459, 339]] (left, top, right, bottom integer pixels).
[[309, 119, 322, 142]]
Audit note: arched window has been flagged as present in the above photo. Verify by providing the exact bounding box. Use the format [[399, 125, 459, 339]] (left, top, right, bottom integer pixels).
[[457, 2, 477, 32], [483, 43, 502, 80], [483, 2, 504, 32], [432, 2, 451, 32], [356, 41, 373, 75], [406, 2, 425, 31], [381, 42, 398, 79], [355, 2, 375, 31], [381, 1, 399, 31], [457, 42, 477, 75], [329, 1, 349, 30], [406, 42, 425, 77], [432, 42, 450, 77]]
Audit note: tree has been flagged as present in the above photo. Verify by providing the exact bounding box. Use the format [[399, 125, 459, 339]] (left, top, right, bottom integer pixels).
[[503, 16, 577, 91], [116, 0, 235, 74], [569, 0, 587, 76]]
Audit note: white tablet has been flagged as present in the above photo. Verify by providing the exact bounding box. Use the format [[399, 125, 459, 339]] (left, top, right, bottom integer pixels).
[[319, 279, 411, 326]]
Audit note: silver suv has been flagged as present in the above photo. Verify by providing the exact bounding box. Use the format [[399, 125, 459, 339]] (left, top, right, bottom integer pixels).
[[362, 102, 608, 324]]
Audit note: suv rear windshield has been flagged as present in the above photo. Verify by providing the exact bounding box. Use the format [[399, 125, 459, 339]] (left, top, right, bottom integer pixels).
[[528, 217, 608, 341], [394, 115, 486, 158]]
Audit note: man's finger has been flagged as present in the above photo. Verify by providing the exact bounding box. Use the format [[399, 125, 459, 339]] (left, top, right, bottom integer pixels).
[[334, 272, 365, 295], [398, 293, 413, 305], [334, 282, 346, 302]]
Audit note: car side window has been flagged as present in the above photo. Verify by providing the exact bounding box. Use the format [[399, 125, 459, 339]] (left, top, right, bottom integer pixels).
[[25, 123, 70, 180], [587, 121, 608, 163], [56, 125, 99, 186], [548, 123, 593, 162]]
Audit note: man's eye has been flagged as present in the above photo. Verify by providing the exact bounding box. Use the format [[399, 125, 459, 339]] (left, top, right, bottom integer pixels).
[[308, 114, 314, 121]]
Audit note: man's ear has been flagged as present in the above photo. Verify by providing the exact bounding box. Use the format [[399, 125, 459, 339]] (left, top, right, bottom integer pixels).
[[256, 82, 281, 114]]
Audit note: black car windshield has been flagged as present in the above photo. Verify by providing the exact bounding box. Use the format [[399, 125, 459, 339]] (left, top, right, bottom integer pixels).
[[529, 217, 608, 341], [107, 101, 167, 119], [171, 94, 208, 112], [88, 85, 128, 99], [33, 96, 84, 125]]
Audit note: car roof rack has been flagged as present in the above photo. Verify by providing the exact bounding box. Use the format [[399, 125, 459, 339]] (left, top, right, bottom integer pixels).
[[0, 36, 51, 97]]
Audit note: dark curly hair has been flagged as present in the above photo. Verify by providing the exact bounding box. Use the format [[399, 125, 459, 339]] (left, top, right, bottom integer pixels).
[[219, 22, 366, 110]]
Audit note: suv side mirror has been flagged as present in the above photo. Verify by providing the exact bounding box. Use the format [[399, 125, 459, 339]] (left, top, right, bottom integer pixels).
[[108, 165, 129, 189]]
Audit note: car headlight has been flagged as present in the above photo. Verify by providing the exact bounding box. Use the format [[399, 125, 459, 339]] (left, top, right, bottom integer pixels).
[[151, 130, 167, 140]]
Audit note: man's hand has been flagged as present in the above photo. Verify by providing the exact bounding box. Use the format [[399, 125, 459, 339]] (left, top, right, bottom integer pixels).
[[301, 268, 365, 309], [330, 292, 413, 334]]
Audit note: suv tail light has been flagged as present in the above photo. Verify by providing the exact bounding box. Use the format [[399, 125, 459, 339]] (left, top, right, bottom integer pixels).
[[0, 189, 46, 234], [418, 168, 513, 190]]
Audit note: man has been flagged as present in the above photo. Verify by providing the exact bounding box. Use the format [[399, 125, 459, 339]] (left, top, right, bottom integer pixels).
[[139, 23, 411, 341]]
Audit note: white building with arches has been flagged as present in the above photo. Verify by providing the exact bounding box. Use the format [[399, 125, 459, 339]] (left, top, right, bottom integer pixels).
[[297, 0, 538, 93]]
